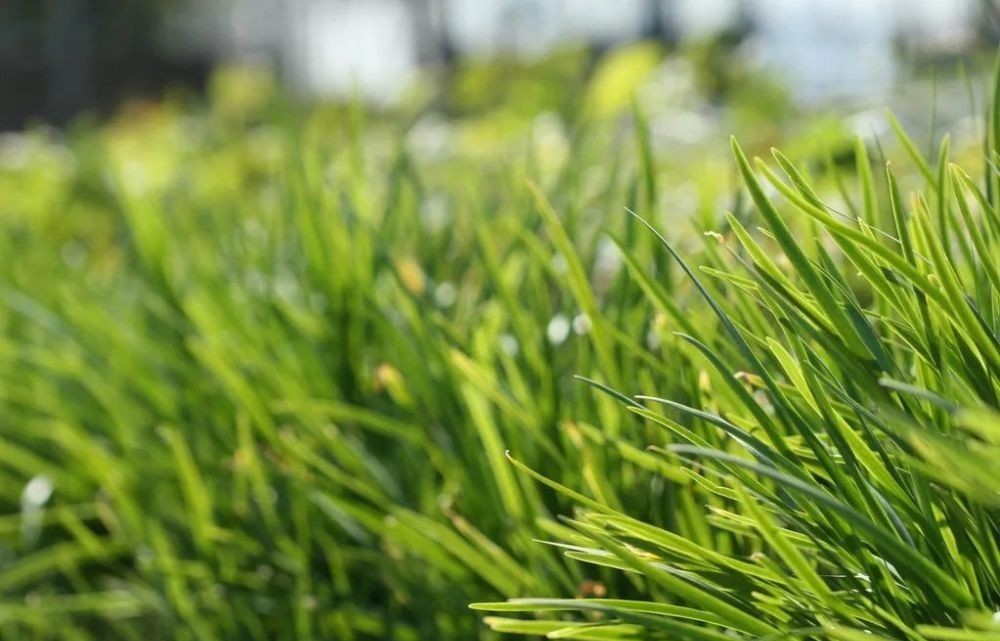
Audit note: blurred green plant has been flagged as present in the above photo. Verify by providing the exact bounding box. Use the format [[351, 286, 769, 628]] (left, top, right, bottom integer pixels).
[[0, 53, 727, 639]]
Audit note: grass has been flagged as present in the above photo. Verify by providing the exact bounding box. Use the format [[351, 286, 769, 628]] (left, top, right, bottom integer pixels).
[[0, 48, 996, 640], [474, 72, 1000, 640], [0, 55, 741, 639]]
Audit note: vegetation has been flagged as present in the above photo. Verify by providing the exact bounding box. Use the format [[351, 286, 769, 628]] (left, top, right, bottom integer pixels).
[[0, 45, 996, 641], [475, 71, 1000, 639]]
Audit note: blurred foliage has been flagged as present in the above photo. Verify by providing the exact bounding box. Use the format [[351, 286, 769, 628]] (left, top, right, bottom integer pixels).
[[583, 42, 664, 118]]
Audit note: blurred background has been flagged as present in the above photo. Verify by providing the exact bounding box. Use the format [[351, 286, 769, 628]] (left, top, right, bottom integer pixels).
[[3, 0, 999, 130]]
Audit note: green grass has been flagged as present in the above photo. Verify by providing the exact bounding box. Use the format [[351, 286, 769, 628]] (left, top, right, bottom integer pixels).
[[0, 59, 735, 639], [474, 75, 1000, 640], [0, 50, 996, 640]]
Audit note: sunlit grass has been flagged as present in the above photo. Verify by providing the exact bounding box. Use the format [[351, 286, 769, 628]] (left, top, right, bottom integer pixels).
[[0, 52, 994, 640], [474, 66, 1000, 641]]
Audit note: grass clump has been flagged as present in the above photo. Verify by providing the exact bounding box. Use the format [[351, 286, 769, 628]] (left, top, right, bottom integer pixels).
[[475, 73, 1000, 640]]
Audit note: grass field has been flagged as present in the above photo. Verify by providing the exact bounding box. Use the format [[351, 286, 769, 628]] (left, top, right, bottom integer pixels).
[[0, 47, 997, 640]]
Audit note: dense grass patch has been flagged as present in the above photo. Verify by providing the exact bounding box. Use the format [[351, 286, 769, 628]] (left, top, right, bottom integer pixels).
[[0, 62, 743, 638], [476, 76, 1000, 639], [0, 53, 996, 640]]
